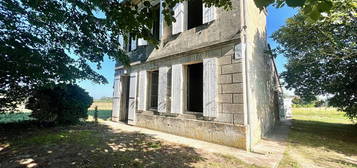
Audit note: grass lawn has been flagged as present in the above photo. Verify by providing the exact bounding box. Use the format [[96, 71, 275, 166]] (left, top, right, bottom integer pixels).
[[0, 121, 261, 168], [279, 108, 357, 168], [0, 101, 260, 168]]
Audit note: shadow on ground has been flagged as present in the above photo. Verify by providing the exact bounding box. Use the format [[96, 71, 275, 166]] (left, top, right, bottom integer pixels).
[[289, 119, 357, 156], [0, 121, 205, 168]]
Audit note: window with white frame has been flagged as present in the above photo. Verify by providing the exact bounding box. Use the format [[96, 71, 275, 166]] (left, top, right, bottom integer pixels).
[[187, 63, 203, 112], [149, 70, 159, 109], [172, 1, 216, 34]]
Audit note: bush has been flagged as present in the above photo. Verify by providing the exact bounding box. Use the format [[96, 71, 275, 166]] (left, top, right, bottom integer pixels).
[[26, 84, 93, 125]]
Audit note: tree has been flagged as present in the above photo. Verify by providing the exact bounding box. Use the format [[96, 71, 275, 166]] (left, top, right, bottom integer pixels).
[[26, 84, 93, 125], [255, 0, 335, 20], [272, 0, 357, 119], [0, 0, 339, 112]]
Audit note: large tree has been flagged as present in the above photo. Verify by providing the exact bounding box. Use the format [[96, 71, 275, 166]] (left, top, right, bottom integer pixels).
[[0, 0, 338, 112], [272, 0, 357, 119]]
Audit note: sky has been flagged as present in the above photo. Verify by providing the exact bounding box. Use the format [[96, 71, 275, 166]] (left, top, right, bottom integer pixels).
[[77, 5, 298, 99]]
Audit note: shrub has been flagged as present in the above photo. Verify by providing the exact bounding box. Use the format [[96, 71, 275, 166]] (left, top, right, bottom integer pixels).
[[26, 84, 93, 125]]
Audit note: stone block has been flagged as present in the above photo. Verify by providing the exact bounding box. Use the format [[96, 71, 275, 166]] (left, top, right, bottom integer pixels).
[[222, 104, 244, 113], [218, 94, 233, 103], [233, 113, 244, 125], [218, 55, 232, 65], [221, 63, 242, 74], [219, 74, 232, 84], [222, 83, 243, 93], [232, 73, 243, 83], [233, 94, 244, 104], [215, 113, 233, 123]]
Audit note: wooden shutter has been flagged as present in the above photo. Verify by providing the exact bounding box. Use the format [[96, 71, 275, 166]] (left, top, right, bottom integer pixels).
[[172, 2, 186, 34], [137, 70, 147, 111], [171, 64, 184, 114], [202, 4, 215, 24], [138, 38, 147, 46], [131, 37, 137, 51], [128, 72, 138, 125], [203, 58, 218, 117], [158, 67, 170, 113], [112, 76, 122, 121], [159, 0, 164, 39]]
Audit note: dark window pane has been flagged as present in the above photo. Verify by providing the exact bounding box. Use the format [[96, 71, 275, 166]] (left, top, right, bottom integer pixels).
[[151, 71, 159, 109], [188, 0, 203, 29], [187, 63, 203, 112]]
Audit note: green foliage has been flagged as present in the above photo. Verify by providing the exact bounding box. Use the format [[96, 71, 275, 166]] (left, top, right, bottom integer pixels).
[[0, 0, 343, 113], [291, 97, 326, 108], [254, 0, 335, 21], [0, 0, 232, 113], [272, 0, 357, 119], [26, 84, 93, 125]]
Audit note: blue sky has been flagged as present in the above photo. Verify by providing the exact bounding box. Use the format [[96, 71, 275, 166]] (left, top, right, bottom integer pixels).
[[78, 5, 298, 99]]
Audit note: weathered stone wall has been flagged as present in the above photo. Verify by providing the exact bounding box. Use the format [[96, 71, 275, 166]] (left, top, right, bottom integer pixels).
[[125, 43, 247, 149], [144, 0, 241, 61], [127, 43, 244, 124], [216, 45, 244, 125], [244, 0, 279, 146], [136, 111, 247, 149]]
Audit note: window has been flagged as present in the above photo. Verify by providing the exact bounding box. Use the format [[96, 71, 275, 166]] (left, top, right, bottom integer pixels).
[[187, 63, 203, 112], [152, 4, 160, 41], [150, 70, 159, 109], [188, 0, 203, 29]]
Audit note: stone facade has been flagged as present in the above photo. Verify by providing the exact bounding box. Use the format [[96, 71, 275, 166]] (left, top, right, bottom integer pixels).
[[112, 0, 281, 150]]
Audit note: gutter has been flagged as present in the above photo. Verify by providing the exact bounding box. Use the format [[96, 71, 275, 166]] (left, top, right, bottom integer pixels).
[[240, 0, 252, 151]]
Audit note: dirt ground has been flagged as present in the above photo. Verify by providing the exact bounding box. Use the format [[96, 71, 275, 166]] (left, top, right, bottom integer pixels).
[[0, 121, 261, 168]]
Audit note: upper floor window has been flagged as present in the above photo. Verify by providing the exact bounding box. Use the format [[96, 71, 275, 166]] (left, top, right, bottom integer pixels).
[[152, 4, 161, 41], [188, 0, 203, 29], [172, 1, 216, 35]]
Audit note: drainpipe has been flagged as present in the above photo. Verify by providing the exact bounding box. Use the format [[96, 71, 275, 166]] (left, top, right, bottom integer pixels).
[[240, 0, 252, 151]]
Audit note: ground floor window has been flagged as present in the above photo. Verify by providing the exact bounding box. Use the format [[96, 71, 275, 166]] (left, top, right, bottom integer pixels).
[[150, 70, 159, 109], [187, 63, 203, 112]]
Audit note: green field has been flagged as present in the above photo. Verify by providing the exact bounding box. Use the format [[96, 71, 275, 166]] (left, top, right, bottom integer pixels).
[[279, 108, 357, 168], [0, 112, 34, 123], [0, 101, 113, 124]]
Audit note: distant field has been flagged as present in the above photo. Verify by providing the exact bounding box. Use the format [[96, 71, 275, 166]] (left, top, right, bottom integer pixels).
[[0, 101, 112, 124], [87, 101, 112, 121], [89, 101, 112, 110], [0, 112, 33, 123]]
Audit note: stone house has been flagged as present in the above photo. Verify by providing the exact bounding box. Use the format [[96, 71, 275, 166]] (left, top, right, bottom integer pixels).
[[112, 0, 282, 150]]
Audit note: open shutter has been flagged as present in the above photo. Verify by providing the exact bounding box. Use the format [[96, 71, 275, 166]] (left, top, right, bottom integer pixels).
[[128, 72, 138, 125], [172, 2, 186, 34], [159, 0, 164, 39], [158, 67, 171, 113], [131, 37, 137, 51], [202, 4, 216, 24], [138, 38, 147, 46], [112, 76, 122, 121], [137, 70, 147, 111], [171, 64, 184, 114], [203, 58, 218, 117]]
